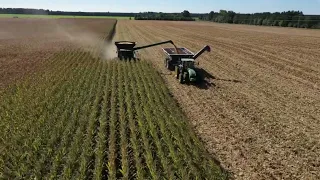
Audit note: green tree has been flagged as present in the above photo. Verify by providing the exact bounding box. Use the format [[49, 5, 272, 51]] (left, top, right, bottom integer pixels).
[[208, 11, 215, 20], [233, 15, 239, 24], [182, 10, 191, 18]]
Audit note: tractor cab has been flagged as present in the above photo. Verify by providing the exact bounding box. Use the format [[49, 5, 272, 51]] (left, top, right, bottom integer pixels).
[[181, 58, 195, 68]]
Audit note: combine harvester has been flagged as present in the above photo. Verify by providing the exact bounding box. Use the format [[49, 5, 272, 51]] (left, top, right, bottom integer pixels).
[[114, 40, 210, 84], [114, 40, 174, 60]]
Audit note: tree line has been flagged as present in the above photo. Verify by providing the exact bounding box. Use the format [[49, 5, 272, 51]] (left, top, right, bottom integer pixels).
[[0, 8, 195, 21], [1, 8, 319, 27], [200, 10, 320, 29], [134, 10, 195, 21], [0, 8, 134, 17]]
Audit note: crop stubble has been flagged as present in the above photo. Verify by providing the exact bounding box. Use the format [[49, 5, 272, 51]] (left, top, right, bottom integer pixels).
[[114, 20, 320, 179]]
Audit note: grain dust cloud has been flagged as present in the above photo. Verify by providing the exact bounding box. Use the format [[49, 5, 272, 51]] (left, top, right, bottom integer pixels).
[[53, 20, 117, 60]]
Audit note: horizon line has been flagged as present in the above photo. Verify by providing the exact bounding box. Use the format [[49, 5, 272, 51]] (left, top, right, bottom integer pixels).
[[1, 7, 319, 15]]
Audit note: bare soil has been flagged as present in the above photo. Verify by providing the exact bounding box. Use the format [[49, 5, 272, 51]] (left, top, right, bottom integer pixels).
[[0, 18, 115, 88], [114, 20, 320, 179]]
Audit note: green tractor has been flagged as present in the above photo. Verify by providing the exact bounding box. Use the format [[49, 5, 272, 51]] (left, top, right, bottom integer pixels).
[[163, 45, 211, 84], [175, 59, 198, 84]]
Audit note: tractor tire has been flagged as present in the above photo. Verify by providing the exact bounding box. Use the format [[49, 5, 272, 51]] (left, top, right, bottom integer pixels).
[[165, 58, 169, 68], [175, 66, 180, 79], [166, 60, 169, 69], [183, 72, 189, 83], [168, 64, 174, 71], [179, 73, 184, 84]]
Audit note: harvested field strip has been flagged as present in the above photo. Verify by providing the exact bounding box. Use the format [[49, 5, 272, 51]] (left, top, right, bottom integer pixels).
[[142, 24, 320, 86], [0, 23, 226, 179]]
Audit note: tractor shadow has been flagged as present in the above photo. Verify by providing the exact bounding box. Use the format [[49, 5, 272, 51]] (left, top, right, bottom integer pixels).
[[193, 68, 242, 90]]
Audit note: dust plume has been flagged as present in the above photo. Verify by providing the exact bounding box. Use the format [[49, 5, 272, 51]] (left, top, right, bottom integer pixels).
[[102, 41, 117, 60], [53, 20, 117, 60]]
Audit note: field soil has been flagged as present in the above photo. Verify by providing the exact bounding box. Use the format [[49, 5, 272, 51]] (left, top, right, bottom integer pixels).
[[0, 18, 115, 89], [114, 20, 320, 179]]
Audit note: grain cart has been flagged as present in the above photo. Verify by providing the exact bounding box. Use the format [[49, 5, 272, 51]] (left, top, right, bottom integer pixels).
[[163, 45, 211, 84], [115, 40, 174, 60]]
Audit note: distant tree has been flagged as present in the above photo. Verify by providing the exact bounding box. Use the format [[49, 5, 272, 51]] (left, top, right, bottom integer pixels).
[[273, 20, 279, 26], [233, 15, 239, 24], [227, 11, 236, 23], [262, 19, 268, 26], [200, 9, 320, 29], [182, 10, 191, 18], [208, 11, 215, 20], [279, 20, 285, 27], [219, 10, 227, 15]]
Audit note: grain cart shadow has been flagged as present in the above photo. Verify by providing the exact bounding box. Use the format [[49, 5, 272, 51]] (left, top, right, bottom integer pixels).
[[194, 68, 242, 90], [213, 77, 242, 83], [193, 68, 217, 90]]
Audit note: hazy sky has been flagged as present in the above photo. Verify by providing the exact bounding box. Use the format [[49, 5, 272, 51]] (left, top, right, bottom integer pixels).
[[1, 0, 319, 14]]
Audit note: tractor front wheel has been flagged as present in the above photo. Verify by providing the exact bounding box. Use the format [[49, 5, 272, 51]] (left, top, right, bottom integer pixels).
[[179, 73, 184, 84], [183, 72, 189, 83]]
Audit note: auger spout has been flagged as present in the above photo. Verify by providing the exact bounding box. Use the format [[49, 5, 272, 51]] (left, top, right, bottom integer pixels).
[[192, 45, 211, 60], [133, 40, 174, 51]]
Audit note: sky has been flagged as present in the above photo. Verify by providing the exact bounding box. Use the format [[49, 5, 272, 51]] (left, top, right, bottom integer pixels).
[[1, 0, 319, 14]]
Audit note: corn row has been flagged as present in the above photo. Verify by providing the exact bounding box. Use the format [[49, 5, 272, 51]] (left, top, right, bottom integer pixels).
[[106, 62, 119, 179], [130, 62, 161, 179], [125, 61, 146, 179]]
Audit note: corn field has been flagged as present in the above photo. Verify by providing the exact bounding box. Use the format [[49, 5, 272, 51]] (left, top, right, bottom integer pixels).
[[0, 30, 226, 179]]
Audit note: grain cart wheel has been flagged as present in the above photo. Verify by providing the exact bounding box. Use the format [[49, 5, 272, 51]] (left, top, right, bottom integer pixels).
[[175, 66, 180, 79], [165, 58, 169, 68], [166, 60, 170, 69], [179, 73, 184, 84]]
